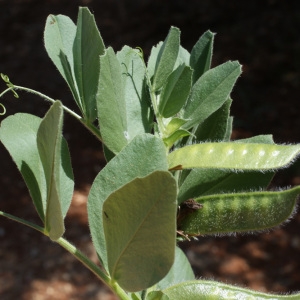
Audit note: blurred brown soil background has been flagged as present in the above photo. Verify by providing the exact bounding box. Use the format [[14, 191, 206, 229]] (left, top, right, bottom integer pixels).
[[0, 1, 300, 299]]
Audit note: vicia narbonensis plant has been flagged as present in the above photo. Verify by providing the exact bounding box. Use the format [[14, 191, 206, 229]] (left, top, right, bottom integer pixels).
[[0, 7, 300, 299]]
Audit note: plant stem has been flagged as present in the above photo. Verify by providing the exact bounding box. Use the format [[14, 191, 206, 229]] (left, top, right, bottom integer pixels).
[[57, 238, 130, 300], [0, 85, 103, 142], [0, 86, 81, 119], [0, 210, 44, 233], [0, 210, 130, 300]]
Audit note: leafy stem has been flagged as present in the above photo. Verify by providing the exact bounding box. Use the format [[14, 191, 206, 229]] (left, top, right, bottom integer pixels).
[[0, 210, 130, 300]]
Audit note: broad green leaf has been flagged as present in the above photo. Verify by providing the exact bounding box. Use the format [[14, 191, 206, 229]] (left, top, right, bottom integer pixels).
[[190, 30, 214, 84], [158, 64, 193, 118], [37, 101, 72, 241], [0, 114, 46, 220], [152, 27, 180, 91], [178, 169, 274, 204], [73, 7, 105, 122], [117, 46, 153, 139], [155, 247, 194, 290], [192, 98, 232, 142], [103, 171, 177, 292], [163, 280, 300, 299], [182, 61, 242, 130], [44, 14, 81, 110], [178, 186, 299, 235], [0, 111, 73, 223], [88, 134, 168, 271], [168, 142, 300, 171], [97, 47, 127, 154]]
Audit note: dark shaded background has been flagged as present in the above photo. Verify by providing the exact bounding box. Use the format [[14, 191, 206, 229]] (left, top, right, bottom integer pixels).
[[1, 0, 300, 299]]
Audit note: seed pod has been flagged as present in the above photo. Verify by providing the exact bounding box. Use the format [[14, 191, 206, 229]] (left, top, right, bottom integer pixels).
[[178, 186, 299, 236], [168, 142, 300, 171], [163, 280, 300, 299]]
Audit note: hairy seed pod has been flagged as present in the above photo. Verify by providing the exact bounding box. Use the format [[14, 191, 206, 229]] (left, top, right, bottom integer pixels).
[[163, 280, 300, 299], [178, 186, 299, 236], [168, 142, 300, 171]]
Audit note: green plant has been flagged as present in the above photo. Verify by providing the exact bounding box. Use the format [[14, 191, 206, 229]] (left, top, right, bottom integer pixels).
[[0, 6, 300, 299]]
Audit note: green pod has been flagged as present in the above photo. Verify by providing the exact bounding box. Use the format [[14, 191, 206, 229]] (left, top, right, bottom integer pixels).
[[168, 142, 300, 171], [163, 280, 300, 299], [178, 186, 299, 235]]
